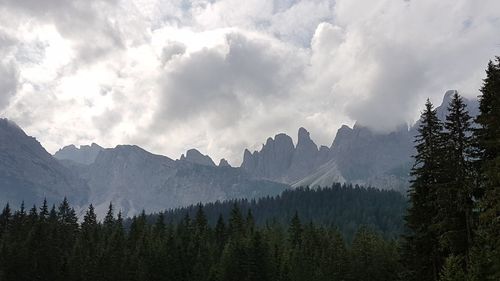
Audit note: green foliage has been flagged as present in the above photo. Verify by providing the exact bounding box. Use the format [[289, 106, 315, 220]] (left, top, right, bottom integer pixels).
[[162, 183, 407, 241], [440, 255, 467, 281], [405, 56, 500, 281], [471, 56, 500, 281], [404, 99, 446, 281], [0, 198, 401, 281]]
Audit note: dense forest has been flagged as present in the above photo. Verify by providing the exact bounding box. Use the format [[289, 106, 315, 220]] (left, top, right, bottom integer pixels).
[[0, 197, 401, 281], [159, 184, 406, 240], [0, 57, 499, 280]]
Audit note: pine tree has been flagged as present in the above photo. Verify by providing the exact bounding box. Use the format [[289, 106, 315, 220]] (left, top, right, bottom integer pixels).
[[215, 214, 226, 256], [228, 204, 244, 239], [72, 204, 100, 280], [471, 57, 500, 280], [0, 203, 11, 238], [288, 211, 302, 247], [39, 199, 49, 221], [404, 99, 445, 281], [104, 203, 115, 227], [440, 255, 467, 281], [437, 92, 474, 269]]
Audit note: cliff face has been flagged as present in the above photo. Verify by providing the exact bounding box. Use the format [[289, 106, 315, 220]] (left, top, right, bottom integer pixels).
[[63, 145, 287, 217], [241, 128, 331, 183], [54, 143, 104, 165], [0, 118, 89, 208]]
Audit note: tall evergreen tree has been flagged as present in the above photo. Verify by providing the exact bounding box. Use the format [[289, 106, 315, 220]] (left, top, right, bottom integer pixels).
[[0, 204, 11, 238], [288, 211, 302, 247], [437, 92, 474, 269], [472, 57, 500, 280], [404, 99, 445, 281]]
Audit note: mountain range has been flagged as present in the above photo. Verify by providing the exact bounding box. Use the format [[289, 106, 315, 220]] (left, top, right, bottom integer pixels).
[[0, 90, 478, 216]]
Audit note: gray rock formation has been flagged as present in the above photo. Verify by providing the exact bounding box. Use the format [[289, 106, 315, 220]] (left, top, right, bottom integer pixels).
[[1, 120, 286, 217], [240, 128, 330, 183], [0, 118, 89, 208], [54, 143, 104, 165], [328, 123, 413, 191], [241, 133, 295, 181], [180, 149, 216, 167], [218, 158, 231, 167], [72, 145, 287, 217], [288, 127, 324, 182], [436, 90, 479, 122]]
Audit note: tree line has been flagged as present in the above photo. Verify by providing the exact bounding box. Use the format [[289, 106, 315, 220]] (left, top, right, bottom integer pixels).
[[0, 197, 401, 281], [403, 57, 500, 281], [158, 183, 406, 241]]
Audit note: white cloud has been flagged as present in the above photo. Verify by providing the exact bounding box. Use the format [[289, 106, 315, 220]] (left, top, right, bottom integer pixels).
[[0, 0, 499, 164]]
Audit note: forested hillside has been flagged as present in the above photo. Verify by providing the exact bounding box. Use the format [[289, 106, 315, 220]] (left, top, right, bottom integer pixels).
[[161, 183, 406, 240], [0, 198, 401, 281]]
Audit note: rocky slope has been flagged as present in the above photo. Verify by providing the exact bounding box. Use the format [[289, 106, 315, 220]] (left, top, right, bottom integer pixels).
[[54, 143, 104, 165], [0, 118, 89, 208], [59, 145, 287, 217], [241, 128, 331, 183]]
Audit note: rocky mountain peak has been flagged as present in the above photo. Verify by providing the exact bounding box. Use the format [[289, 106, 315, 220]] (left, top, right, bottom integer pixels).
[[297, 127, 311, 143], [218, 158, 231, 167], [180, 149, 216, 167], [240, 127, 330, 183], [443, 89, 458, 104], [54, 143, 104, 165], [0, 118, 89, 208], [288, 127, 320, 182]]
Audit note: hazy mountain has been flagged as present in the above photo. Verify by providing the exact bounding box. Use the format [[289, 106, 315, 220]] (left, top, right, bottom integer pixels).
[[292, 90, 480, 191], [62, 145, 287, 217], [54, 143, 104, 165], [1, 91, 479, 215], [327, 123, 413, 191], [0, 120, 286, 217], [0, 118, 89, 208], [180, 148, 216, 167], [436, 90, 479, 122]]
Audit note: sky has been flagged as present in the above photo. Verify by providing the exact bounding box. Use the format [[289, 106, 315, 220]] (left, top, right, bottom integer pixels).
[[0, 0, 499, 165]]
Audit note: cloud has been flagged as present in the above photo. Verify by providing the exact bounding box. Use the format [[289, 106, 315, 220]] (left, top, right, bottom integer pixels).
[[0, 0, 151, 68], [0, 31, 19, 110], [1, 0, 500, 164], [0, 62, 18, 110], [305, 0, 500, 132]]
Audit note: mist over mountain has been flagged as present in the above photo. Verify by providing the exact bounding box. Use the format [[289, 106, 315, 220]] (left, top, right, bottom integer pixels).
[[0, 91, 480, 216], [242, 91, 479, 192]]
